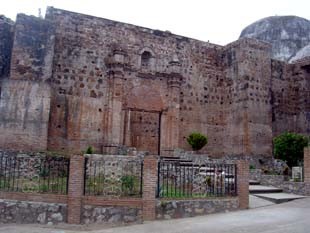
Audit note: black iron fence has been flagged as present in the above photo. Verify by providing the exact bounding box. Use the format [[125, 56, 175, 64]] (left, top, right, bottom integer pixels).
[[0, 155, 69, 194], [157, 160, 237, 198], [84, 157, 143, 197]]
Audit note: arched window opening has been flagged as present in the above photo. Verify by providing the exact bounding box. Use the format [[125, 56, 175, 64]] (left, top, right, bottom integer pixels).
[[141, 51, 152, 68]]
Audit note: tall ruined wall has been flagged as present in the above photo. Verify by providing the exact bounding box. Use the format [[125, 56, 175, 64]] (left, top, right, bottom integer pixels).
[[0, 16, 14, 79], [177, 45, 229, 156], [44, 7, 227, 154], [0, 80, 51, 150], [0, 14, 54, 151], [0, 7, 308, 157], [271, 59, 310, 136], [223, 39, 273, 157], [10, 14, 55, 81]]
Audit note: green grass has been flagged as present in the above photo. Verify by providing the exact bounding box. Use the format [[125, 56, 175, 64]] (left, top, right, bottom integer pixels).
[[0, 176, 68, 194], [85, 175, 142, 197]]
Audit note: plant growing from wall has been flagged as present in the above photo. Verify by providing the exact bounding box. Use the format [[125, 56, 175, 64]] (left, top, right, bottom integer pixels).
[[273, 132, 309, 167], [186, 132, 208, 151], [85, 146, 94, 154]]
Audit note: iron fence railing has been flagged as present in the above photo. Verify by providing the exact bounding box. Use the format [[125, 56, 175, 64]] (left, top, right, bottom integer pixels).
[[0, 155, 69, 194], [84, 158, 143, 197], [157, 160, 237, 198]]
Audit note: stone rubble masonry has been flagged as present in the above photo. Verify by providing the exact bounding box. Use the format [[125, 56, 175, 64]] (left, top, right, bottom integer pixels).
[[0, 199, 67, 224], [156, 198, 239, 220], [304, 147, 310, 183], [142, 155, 158, 221], [82, 205, 142, 225], [237, 160, 249, 209]]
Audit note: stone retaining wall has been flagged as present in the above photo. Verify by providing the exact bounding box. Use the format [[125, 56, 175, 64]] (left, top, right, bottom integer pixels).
[[82, 205, 142, 224], [0, 199, 67, 224], [156, 198, 239, 220]]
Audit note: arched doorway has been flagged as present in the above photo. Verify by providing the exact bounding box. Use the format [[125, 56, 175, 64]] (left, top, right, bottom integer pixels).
[[124, 85, 164, 154]]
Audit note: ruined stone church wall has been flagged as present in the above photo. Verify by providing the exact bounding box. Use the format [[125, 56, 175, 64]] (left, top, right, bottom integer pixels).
[[271, 59, 310, 137], [0, 16, 14, 79], [177, 45, 228, 156], [44, 7, 227, 153], [222, 39, 273, 157], [0, 80, 51, 151], [0, 14, 54, 151], [0, 7, 307, 157]]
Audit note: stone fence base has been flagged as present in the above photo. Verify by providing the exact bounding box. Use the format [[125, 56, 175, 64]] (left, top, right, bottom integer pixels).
[[156, 197, 239, 220], [0, 199, 67, 225]]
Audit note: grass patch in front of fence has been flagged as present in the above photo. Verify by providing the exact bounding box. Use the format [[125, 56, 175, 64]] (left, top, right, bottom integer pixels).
[[0, 176, 68, 194], [84, 175, 142, 197], [159, 184, 234, 199]]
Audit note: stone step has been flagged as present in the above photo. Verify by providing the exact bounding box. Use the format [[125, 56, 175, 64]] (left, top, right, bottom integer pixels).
[[249, 185, 282, 194], [249, 180, 260, 185], [253, 193, 306, 204], [249, 195, 275, 208]]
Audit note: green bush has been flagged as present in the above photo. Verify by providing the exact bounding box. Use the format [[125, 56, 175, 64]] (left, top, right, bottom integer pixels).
[[187, 132, 208, 151], [86, 146, 94, 154], [121, 175, 135, 194], [273, 132, 309, 167], [249, 165, 256, 170]]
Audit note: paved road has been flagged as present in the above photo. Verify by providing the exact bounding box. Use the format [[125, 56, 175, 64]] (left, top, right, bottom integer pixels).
[[1, 198, 310, 233]]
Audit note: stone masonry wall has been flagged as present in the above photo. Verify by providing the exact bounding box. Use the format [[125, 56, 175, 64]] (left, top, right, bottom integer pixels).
[[82, 205, 142, 224], [156, 198, 239, 220], [271, 60, 310, 137], [10, 14, 55, 82], [0, 6, 309, 157], [0, 199, 67, 225], [44, 7, 232, 156], [223, 39, 273, 157], [0, 16, 14, 79], [0, 80, 51, 151]]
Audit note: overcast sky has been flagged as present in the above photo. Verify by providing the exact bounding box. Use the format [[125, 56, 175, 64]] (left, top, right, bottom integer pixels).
[[1, 0, 309, 45]]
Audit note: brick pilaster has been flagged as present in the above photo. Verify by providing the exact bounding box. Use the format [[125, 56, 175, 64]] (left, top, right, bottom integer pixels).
[[67, 155, 85, 224], [304, 147, 310, 183], [142, 155, 158, 221], [237, 160, 249, 209]]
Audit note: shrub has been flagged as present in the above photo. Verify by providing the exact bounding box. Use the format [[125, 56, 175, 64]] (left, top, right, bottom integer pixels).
[[273, 132, 309, 167], [187, 132, 208, 151], [85, 146, 94, 154], [121, 175, 135, 194], [249, 165, 256, 170]]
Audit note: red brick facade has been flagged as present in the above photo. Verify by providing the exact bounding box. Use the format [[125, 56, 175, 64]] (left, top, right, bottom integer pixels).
[[237, 160, 249, 209], [67, 155, 85, 224], [304, 147, 310, 183], [142, 155, 158, 221]]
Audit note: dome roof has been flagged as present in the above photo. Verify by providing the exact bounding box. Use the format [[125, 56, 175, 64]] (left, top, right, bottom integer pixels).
[[240, 16, 310, 61]]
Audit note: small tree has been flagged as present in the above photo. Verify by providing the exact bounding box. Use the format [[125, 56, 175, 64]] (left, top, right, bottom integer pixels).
[[273, 132, 309, 167], [187, 132, 208, 151]]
